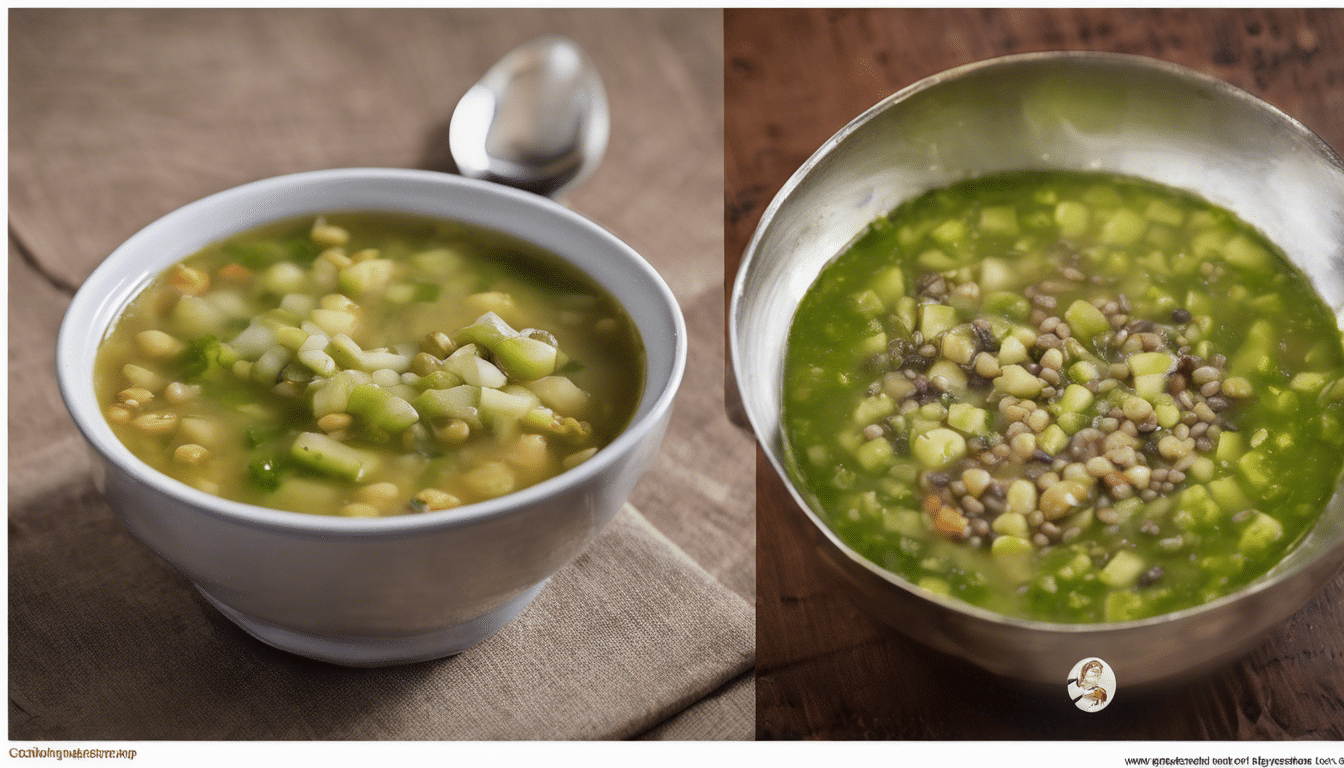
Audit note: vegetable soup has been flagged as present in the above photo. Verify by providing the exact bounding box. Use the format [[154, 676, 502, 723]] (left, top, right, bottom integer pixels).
[[95, 212, 644, 517], [782, 171, 1344, 622]]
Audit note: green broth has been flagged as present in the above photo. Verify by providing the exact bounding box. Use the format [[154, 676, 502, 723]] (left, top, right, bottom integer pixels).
[[96, 212, 644, 516], [782, 171, 1344, 622]]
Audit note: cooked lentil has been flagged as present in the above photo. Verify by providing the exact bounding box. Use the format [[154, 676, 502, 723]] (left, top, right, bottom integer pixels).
[[783, 171, 1344, 622]]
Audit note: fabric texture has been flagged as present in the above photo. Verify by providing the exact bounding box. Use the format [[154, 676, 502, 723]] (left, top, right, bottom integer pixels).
[[9, 482, 752, 740]]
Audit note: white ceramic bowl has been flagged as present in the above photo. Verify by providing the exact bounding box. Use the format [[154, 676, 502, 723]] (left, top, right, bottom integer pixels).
[[58, 168, 686, 666]]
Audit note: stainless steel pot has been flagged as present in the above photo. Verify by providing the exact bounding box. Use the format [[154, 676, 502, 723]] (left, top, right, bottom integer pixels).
[[731, 51, 1344, 687]]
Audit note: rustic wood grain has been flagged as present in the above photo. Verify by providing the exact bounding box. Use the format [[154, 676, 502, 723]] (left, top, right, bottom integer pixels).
[[728, 8, 1344, 740]]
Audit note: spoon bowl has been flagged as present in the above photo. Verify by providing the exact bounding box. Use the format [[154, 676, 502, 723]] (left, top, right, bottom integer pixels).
[[450, 35, 609, 198]]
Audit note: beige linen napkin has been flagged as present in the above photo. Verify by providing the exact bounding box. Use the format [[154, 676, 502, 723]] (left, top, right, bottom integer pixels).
[[8, 474, 754, 740]]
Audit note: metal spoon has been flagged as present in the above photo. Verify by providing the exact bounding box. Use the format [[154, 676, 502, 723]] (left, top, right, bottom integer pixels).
[[450, 35, 609, 199]]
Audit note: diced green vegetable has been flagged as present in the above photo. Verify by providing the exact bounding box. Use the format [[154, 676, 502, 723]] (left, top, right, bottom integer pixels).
[[493, 335, 559, 381], [290, 431, 377, 482], [911, 428, 966, 469], [1239, 511, 1284, 556], [855, 437, 896, 472], [412, 385, 481, 422], [1098, 550, 1145, 587], [919, 304, 958, 338], [1064, 299, 1109, 344], [346, 384, 419, 432]]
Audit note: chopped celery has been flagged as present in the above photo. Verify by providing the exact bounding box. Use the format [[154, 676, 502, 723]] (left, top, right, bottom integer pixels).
[[493, 335, 559, 381], [412, 385, 481, 422], [346, 384, 419, 432], [290, 431, 376, 482], [526, 376, 590, 416], [445, 345, 507, 388], [453, 312, 517, 349], [479, 387, 540, 426]]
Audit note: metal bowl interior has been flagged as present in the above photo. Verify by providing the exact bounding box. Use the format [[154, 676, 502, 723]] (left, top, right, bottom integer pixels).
[[732, 51, 1344, 687]]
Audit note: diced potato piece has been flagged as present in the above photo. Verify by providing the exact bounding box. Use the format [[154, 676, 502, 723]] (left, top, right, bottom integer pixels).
[[940, 331, 977, 365], [1104, 590, 1145, 622], [1064, 299, 1110, 344], [979, 205, 1019, 235], [526, 376, 590, 417], [1038, 424, 1069, 455], [947, 402, 990, 436], [855, 437, 896, 473], [1133, 374, 1167, 401], [919, 304, 958, 338], [998, 336, 1029, 366], [1056, 384, 1094, 414], [857, 332, 888, 359], [853, 394, 895, 426], [1236, 451, 1272, 489], [911, 428, 967, 469], [851, 289, 884, 317], [994, 364, 1044, 398], [992, 512, 1029, 539], [1099, 208, 1147, 245], [978, 257, 1015, 292], [869, 266, 905, 304], [338, 258, 395, 297], [1098, 549, 1145, 588], [1221, 234, 1272, 272], [927, 359, 968, 394], [171, 295, 230, 336], [1127, 352, 1174, 376], [1239, 511, 1284, 555], [1054, 200, 1089, 237]]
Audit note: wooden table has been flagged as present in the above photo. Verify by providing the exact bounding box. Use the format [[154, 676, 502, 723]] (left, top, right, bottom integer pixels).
[[727, 8, 1344, 739], [10, 8, 752, 740]]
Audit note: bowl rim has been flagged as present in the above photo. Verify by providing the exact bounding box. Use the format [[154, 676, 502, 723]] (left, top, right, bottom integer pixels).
[[58, 167, 687, 537], [731, 50, 1344, 633]]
